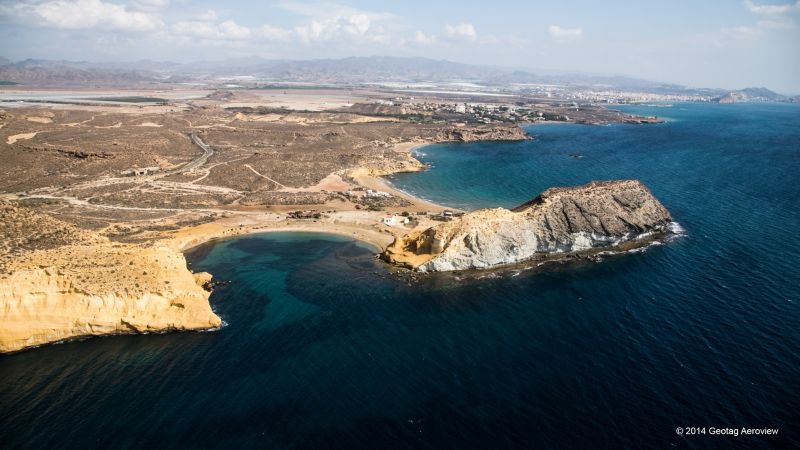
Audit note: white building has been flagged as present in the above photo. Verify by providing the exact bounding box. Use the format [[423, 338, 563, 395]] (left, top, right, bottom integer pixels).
[[365, 189, 391, 198], [381, 215, 410, 226]]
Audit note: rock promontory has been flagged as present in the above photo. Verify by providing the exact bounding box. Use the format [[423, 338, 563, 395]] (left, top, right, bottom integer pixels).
[[0, 201, 221, 353], [383, 180, 672, 272], [435, 125, 530, 142]]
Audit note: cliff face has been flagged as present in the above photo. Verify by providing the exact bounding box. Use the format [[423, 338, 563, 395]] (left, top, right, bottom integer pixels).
[[436, 125, 530, 142], [0, 201, 221, 353], [383, 180, 672, 272]]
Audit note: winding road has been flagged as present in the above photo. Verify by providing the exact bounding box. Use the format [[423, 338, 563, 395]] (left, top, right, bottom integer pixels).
[[16, 132, 225, 210], [183, 133, 214, 173]]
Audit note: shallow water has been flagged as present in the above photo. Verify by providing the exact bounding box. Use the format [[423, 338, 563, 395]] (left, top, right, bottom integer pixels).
[[1, 103, 799, 449]]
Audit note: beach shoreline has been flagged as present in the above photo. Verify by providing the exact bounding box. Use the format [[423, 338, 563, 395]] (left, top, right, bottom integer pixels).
[[169, 141, 455, 256]]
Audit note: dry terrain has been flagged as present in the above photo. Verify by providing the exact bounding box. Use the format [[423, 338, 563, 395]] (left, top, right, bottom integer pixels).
[[0, 86, 657, 352]]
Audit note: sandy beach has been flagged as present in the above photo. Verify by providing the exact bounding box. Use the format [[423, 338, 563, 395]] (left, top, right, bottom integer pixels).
[[169, 141, 455, 255], [170, 211, 397, 254]]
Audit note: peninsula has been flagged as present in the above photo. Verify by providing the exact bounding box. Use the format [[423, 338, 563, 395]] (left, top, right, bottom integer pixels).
[[382, 180, 673, 271]]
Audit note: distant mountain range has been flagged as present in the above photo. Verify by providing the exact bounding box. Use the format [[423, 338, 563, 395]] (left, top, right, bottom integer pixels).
[[0, 56, 796, 100], [0, 58, 162, 88]]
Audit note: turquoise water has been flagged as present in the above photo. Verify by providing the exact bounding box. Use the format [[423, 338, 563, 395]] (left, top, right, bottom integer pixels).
[[1, 103, 799, 448]]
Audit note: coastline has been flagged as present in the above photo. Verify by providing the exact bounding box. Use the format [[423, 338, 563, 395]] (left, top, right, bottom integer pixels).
[[170, 140, 456, 255], [351, 145, 456, 213], [0, 133, 518, 353], [171, 215, 395, 255]]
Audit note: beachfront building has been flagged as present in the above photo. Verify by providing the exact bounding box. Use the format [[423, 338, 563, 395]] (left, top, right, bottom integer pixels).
[[381, 215, 410, 226]]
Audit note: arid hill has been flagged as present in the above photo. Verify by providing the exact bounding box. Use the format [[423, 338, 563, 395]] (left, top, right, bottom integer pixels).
[[383, 180, 673, 271], [0, 200, 220, 353]]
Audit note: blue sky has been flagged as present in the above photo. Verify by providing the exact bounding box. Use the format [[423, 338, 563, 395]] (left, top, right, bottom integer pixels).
[[1, 0, 799, 93]]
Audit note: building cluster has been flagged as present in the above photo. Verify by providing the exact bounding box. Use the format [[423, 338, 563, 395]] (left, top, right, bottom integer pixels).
[[430, 210, 463, 221], [121, 166, 160, 177], [381, 214, 411, 226], [398, 100, 566, 124], [343, 188, 392, 200], [385, 85, 710, 117], [509, 85, 709, 103]]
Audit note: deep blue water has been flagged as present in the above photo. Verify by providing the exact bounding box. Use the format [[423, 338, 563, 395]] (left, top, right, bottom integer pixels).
[[1, 103, 799, 449]]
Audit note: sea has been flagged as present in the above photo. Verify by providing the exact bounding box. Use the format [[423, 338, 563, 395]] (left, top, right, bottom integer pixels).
[[1, 103, 798, 449]]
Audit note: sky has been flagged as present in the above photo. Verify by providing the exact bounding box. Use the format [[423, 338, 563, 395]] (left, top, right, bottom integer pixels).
[[0, 0, 799, 93]]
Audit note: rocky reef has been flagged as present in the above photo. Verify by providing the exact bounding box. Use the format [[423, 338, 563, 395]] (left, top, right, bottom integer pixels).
[[383, 180, 672, 272], [0, 201, 221, 353]]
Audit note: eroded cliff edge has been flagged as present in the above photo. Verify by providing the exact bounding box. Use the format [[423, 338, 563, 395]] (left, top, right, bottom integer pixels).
[[0, 201, 221, 353], [382, 180, 672, 272]]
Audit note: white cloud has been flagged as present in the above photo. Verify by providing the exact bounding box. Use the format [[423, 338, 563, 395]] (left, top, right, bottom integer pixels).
[[257, 25, 292, 41], [275, 1, 347, 17], [744, 0, 800, 16], [217, 20, 251, 40], [5, 0, 163, 32], [716, 2, 800, 44], [347, 14, 370, 34], [548, 25, 583, 41], [0, 0, 501, 55], [168, 7, 388, 46], [414, 30, 436, 45], [293, 14, 380, 43], [268, 2, 396, 44], [444, 23, 476, 40], [172, 19, 252, 41], [196, 9, 218, 22], [274, 1, 393, 21], [131, 0, 170, 12]]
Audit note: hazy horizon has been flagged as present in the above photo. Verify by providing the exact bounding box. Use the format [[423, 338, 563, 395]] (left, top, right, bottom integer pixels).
[[1, 0, 799, 93]]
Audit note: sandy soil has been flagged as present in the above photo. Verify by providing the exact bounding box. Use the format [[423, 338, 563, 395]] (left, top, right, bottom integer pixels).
[[232, 112, 397, 125], [26, 117, 53, 124], [6, 132, 37, 145], [280, 174, 351, 193], [169, 210, 401, 253], [225, 92, 363, 111]]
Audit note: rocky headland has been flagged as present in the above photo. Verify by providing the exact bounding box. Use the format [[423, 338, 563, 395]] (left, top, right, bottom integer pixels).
[[349, 125, 529, 178], [435, 125, 531, 142], [0, 201, 221, 353], [382, 180, 673, 272]]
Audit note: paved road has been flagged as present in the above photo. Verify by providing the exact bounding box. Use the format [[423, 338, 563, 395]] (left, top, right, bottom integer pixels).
[[183, 133, 214, 173]]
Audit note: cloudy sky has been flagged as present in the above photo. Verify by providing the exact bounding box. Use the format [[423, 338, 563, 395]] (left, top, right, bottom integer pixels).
[[1, 0, 799, 93]]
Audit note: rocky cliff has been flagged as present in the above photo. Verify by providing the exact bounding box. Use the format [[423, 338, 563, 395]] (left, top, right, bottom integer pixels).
[[383, 180, 672, 272], [0, 201, 221, 353], [435, 125, 530, 142]]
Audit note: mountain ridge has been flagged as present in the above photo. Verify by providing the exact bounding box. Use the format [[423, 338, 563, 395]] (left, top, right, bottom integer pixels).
[[0, 55, 794, 97]]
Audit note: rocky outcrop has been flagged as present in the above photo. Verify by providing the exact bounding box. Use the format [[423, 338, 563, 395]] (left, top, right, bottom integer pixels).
[[383, 180, 672, 272], [436, 125, 530, 142], [351, 154, 428, 177], [713, 92, 739, 104], [345, 126, 527, 179], [0, 201, 221, 353]]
